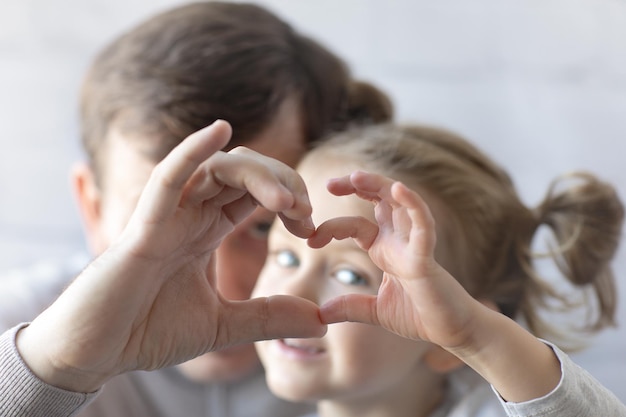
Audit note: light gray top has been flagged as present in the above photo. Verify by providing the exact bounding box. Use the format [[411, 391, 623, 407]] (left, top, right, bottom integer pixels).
[[2, 325, 625, 417], [0, 256, 624, 417], [295, 341, 626, 417], [0, 323, 314, 417]]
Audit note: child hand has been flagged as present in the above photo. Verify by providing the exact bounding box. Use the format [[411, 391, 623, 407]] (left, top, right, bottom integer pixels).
[[309, 170, 483, 351], [17, 120, 325, 393], [311, 171, 570, 403]]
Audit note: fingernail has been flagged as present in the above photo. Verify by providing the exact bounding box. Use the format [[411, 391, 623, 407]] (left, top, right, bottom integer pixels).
[[303, 216, 315, 231]]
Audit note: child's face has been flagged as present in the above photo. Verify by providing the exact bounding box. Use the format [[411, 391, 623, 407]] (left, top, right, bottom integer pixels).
[[254, 155, 439, 407]]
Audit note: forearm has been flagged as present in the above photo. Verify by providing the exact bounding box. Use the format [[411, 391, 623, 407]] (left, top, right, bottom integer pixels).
[[449, 303, 561, 403], [0, 324, 98, 417]]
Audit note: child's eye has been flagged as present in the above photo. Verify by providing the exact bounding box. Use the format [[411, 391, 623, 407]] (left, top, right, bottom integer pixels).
[[276, 250, 300, 268], [335, 268, 367, 286]]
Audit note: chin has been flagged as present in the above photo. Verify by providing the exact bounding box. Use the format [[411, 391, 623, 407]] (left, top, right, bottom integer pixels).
[[264, 370, 328, 403], [177, 343, 261, 383]]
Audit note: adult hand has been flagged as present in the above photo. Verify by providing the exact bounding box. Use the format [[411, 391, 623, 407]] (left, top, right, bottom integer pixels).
[[17, 120, 326, 393]]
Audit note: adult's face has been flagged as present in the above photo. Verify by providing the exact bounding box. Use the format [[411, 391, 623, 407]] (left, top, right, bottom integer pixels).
[[74, 97, 306, 383]]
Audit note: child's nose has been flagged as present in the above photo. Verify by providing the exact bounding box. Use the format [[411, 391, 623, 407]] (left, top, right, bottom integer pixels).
[[282, 272, 321, 304]]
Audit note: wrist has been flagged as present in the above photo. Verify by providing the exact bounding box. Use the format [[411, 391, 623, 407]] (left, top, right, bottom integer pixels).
[[16, 321, 105, 393], [444, 299, 497, 360], [447, 306, 561, 402]]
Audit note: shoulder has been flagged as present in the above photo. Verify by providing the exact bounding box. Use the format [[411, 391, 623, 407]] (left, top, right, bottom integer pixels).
[[0, 252, 89, 331], [0, 252, 89, 286]]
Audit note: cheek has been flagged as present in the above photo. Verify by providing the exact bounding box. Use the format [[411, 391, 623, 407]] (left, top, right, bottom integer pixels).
[[329, 324, 390, 367], [252, 266, 277, 298], [216, 227, 268, 300], [328, 323, 425, 384]]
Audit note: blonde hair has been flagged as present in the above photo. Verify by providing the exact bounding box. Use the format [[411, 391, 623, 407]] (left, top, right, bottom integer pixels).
[[310, 123, 624, 350]]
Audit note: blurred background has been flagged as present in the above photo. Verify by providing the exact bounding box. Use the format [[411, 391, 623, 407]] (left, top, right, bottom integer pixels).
[[1, 0, 625, 401]]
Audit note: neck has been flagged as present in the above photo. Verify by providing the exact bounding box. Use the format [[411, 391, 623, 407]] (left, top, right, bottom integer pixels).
[[316, 373, 445, 417]]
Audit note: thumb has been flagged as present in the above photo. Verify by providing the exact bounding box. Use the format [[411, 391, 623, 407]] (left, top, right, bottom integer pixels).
[[219, 295, 327, 346], [320, 294, 380, 326]]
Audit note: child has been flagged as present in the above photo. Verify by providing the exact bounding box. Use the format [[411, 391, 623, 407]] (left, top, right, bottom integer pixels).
[[254, 123, 626, 416]]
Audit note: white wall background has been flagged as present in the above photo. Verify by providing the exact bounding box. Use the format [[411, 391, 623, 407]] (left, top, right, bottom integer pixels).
[[1, 0, 625, 403]]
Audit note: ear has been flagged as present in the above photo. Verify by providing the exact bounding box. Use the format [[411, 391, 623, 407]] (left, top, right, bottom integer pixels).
[[71, 162, 105, 255], [424, 299, 502, 374]]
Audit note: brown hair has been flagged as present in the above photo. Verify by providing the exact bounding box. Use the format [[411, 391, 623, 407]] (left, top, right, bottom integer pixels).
[[80, 1, 392, 180], [310, 123, 624, 351]]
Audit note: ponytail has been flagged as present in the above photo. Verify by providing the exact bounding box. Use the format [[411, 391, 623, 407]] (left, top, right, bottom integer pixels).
[[521, 172, 624, 349]]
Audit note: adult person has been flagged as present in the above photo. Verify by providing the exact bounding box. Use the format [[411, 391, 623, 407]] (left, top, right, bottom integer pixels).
[[0, 2, 392, 416], [0, 120, 326, 416]]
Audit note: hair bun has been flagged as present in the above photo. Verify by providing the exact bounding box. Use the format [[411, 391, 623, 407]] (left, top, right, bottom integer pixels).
[[344, 80, 394, 125]]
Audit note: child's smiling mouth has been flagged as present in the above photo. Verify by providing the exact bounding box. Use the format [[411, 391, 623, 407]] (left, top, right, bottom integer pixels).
[[276, 338, 326, 359]]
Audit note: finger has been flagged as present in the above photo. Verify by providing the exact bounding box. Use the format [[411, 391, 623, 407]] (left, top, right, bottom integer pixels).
[[187, 149, 315, 238], [134, 120, 233, 223], [391, 181, 425, 211], [221, 193, 259, 226], [180, 152, 229, 206], [277, 212, 316, 239], [391, 182, 437, 255], [182, 151, 287, 208], [327, 171, 396, 203], [349, 170, 396, 200], [308, 217, 379, 251], [218, 295, 327, 346], [319, 294, 380, 325], [326, 175, 357, 196], [184, 179, 252, 211], [213, 148, 297, 212], [211, 149, 314, 236]]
